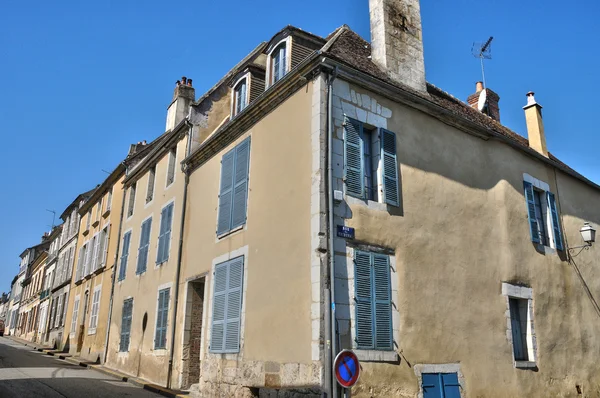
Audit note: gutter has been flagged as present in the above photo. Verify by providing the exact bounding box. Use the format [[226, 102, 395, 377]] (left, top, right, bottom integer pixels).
[[103, 165, 128, 364], [166, 119, 192, 389]]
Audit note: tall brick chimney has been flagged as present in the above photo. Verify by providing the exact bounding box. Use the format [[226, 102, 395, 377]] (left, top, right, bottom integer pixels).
[[467, 81, 501, 122], [166, 76, 195, 131], [523, 91, 548, 157], [369, 0, 426, 92]]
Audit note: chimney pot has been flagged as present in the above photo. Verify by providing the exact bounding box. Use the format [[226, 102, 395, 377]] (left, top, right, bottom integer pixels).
[[182, 76, 187, 85], [176, 80, 181, 86], [187, 78, 192, 87], [476, 81, 484, 92]]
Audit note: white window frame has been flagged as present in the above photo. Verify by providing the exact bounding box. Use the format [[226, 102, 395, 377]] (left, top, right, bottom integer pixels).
[[265, 36, 292, 89], [70, 295, 80, 338], [523, 173, 559, 251], [88, 284, 102, 335], [231, 73, 250, 117], [502, 282, 537, 368]]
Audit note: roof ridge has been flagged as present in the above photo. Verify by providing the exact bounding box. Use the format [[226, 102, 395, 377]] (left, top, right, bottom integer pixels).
[[321, 25, 350, 53]]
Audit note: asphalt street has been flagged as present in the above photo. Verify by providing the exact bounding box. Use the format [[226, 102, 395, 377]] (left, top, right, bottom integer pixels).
[[0, 337, 162, 398]]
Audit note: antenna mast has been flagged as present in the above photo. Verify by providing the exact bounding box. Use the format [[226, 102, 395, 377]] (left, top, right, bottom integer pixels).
[[472, 36, 494, 89], [46, 209, 56, 229]]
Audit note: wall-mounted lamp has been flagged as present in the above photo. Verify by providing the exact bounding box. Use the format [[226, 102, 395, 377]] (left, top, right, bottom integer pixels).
[[569, 223, 596, 257]]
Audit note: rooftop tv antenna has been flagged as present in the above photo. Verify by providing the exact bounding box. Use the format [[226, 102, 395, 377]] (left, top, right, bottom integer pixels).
[[45, 209, 56, 229], [472, 36, 494, 89]]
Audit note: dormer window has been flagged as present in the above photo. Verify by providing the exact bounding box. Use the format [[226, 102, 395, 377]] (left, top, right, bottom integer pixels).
[[271, 42, 287, 84], [233, 78, 248, 116]]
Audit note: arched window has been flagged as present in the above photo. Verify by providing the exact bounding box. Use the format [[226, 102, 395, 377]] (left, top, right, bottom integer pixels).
[[271, 42, 287, 84], [233, 78, 247, 116]]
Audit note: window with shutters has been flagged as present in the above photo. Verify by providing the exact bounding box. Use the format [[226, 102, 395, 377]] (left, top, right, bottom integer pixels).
[[147, 167, 156, 203], [70, 296, 80, 337], [120, 298, 133, 352], [95, 199, 102, 224], [54, 294, 63, 328], [154, 287, 170, 349], [232, 77, 248, 117], [157, 202, 174, 264], [99, 226, 109, 267], [90, 233, 100, 274], [127, 183, 136, 218], [210, 256, 244, 354], [136, 217, 152, 274], [421, 373, 462, 398], [86, 210, 92, 231], [354, 250, 393, 351], [88, 285, 101, 334], [106, 189, 113, 213], [343, 117, 399, 207], [76, 243, 87, 281], [166, 149, 176, 187], [502, 282, 537, 367], [523, 175, 563, 250], [217, 138, 251, 237], [119, 231, 132, 281]]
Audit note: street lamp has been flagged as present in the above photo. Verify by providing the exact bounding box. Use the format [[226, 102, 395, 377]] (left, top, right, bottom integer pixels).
[[569, 223, 596, 257]]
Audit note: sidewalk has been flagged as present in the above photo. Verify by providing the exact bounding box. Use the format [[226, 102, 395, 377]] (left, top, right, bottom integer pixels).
[[6, 336, 189, 398]]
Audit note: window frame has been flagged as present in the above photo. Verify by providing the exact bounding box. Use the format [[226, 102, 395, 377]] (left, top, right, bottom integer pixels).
[[127, 183, 137, 218], [118, 230, 132, 281], [88, 284, 102, 335], [146, 166, 156, 204], [166, 148, 177, 188], [231, 74, 249, 117], [156, 201, 175, 265], [153, 286, 171, 350], [266, 37, 291, 88], [70, 295, 80, 338], [501, 282, 537, 368], [136, 216, 152, 275], [523, 174, 563, 251]]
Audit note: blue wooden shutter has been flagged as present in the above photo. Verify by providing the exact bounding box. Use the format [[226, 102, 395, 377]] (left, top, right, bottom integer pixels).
[[164, 204, 174, 260], [217, 150, 235, 235], [354, 250, 373, 349], [137, 219, 151, 274], [381, 129, 400, 206], [156, 207, 168, 264], [231, 138, 250, 229], [224, 256, 243, 352], [119, 232, 131, 280], [422, 373, 443, 398], [373, 253, 392, 350], [210, 262, 228, 352], [155, 288, 169, 349], [509, 299, 524, 360], [442, 373, 461, 398], [120, 299, 132, 352], [523, 181, 540, 243], [344, 117, 364, 199], [547, 192, 564, 250]]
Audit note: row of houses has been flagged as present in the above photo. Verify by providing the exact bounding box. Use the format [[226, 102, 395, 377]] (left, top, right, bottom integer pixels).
[[2, 0, 600, 396]]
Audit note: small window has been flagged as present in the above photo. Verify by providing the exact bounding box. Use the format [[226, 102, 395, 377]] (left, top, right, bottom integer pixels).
[[233, 79, 248, 116], [86, 210, 92, 230], [106, 189, 113, 212], [127, 183, 136, 218], [271, 42, 287, 84], [166, 149, 176, 187], [422, 373, 461, 398], [147, 167, 156, 203], [118, 231, 131, 281], [96, 199, 102, 221], [523, 180, 563, 250], [154, 287, 170, 349], [502, 282, 536, 367], [509, 298, 530, 361], [90, 234, 100, 274], [120, 298, 133, 352], [99, 227, 109, 267]]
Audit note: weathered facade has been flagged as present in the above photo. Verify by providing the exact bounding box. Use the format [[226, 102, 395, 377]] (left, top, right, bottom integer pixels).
[[18, 251, 47, 342], [62, 165, 125, 363]]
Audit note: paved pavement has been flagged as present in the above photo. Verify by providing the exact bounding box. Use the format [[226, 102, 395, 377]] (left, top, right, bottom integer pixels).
[[0, 337, 162, 398]]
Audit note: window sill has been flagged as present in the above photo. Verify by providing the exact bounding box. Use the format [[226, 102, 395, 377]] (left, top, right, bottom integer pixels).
[[515, 361, 537, 369], [535, 244, 556, 256], [217, 224, 245, 240], [87, 329, 97, 336], [74, 278, 83, 286], [93, 266, 105, 275], [152, 348, 168, 356], [355, 349, 398, 362], [345, 195, 389, 212]]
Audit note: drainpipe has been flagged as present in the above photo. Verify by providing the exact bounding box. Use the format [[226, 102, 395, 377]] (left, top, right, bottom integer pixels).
[[166, 120, 192, 389], [324, 64, 339, 398], [103, 164, 128, 364]]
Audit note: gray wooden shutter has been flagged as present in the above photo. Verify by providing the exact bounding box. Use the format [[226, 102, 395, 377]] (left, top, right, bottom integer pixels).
[[147, 168, 155, 203], [210, 262, 228, 352], [154, 288, 169, 349], [119, 232, 131, 280], [137, 219, 151, 274], [344, 117, 364, 198], [547, 192, 564, 250], [523, 181, 540, 243], [231, 138, 250, 229], [120, 299, 133, 352], [354, 250, 373, 349], [224, 256, 243, 352], [217, 151, 235, 235], [167, 149, 176, 185], [381, 129, 400, 206], [373, 253, 392, 350], [157, 207, 168, 264]]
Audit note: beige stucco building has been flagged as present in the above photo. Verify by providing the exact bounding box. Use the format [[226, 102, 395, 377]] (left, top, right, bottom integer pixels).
[[18, 251, 47, 342], [62, 164, 125, 363]]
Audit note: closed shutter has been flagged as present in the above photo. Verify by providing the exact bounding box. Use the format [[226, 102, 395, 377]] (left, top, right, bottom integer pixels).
[[157, 207, 168, 264], [523, 181, 540, 243], [92, 235, 101, 272], [167, 149, 176, 186], [381, 129, 400, 206], [422, 373, 461, 398], [373, 254, 392, 349], [344, 117, 364, 198], [354, 250, 373, 349], [231, 138, 250, 229], [137, 218, 152, 274], [147, 167, 155, 203], [119, 232, 131, 281], [210, 256, 244, 353], [509, 298, 524, 360], [547, 192, 564, 250], [217, 151, 235, 236], [90, 289, 100, 330], [154, 288, 170, 349], [101, 227, 109, 266], [120, 299, 133, 352], [157, 204, 174, 264], [70, 298, 79, 334]]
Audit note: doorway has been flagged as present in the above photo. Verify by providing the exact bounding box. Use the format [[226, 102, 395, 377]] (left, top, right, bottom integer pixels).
[[181, 278, 205, 389], [77, 291, 89, 353]]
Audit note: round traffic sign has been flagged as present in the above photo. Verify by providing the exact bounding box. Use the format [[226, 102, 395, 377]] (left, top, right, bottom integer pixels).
[[334, 349, 360, 388]]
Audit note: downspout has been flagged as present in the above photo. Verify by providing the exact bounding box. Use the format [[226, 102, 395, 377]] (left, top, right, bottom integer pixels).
[[103, 164, 128, 364], [325, 64, 339, 398], [166, 120, 192, 389]]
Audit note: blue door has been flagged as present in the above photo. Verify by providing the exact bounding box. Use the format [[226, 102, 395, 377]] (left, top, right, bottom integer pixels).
[[422, 373, 461, 398]]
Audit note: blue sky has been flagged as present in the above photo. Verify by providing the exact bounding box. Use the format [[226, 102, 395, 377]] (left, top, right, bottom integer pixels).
[[0, 0, 598, 292]]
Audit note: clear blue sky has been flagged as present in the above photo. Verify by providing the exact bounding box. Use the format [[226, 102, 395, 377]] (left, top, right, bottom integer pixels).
[[1, 0, 598, 292]]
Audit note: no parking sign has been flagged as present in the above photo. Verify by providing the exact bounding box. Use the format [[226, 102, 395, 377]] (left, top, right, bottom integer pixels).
[[334, 350, 360, 388]]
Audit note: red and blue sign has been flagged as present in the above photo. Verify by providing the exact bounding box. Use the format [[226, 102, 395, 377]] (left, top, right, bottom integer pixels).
[[334, 350, 360, 388]]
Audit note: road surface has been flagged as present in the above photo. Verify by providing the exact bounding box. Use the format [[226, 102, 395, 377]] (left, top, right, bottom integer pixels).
[[0, 337, 162, 397]]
